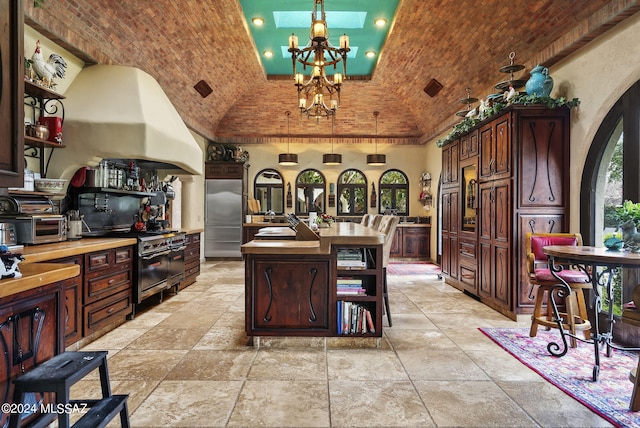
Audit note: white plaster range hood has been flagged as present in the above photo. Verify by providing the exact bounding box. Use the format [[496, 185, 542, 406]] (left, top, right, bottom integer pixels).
[[50, 65, 203, 178]]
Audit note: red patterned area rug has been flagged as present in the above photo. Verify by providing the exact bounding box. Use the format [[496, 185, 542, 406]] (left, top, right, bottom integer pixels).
[[480, 327, 639, 428], [387, 261, 441, 276]]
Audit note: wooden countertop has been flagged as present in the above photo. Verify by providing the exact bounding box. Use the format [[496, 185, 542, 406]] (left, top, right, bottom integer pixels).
[[242, 222, 383, 255], [181, 228, 204, 235], [20, 238, 138, 264], [397, 223, 431, 228], [0, 263, 80, 299]]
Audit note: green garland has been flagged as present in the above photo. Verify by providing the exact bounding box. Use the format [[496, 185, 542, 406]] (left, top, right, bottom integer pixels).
[[436, 95, 580, 147]]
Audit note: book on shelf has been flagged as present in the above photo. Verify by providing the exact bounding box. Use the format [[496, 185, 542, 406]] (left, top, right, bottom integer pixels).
[[337, 260, 367, 269], [337, 277, 363, 285], [337, 301, 375, 334], [337, 248, 364, 260], [337, 288, 366, 296]]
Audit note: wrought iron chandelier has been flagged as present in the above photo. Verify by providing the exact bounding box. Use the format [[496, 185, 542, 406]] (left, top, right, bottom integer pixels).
[[288, 0, 350, 120]]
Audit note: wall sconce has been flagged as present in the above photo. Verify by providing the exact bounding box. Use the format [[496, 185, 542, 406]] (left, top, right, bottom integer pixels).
[[370, 183, 377, 208], [286, 182, 293, 208]]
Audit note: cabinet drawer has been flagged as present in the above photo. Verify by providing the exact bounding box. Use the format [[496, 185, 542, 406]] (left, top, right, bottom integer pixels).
[[185, 263, 200, 277], [84, 289, 132, 335], [459, 240, 477, 259], [85, 250, 113, 273], [115, 246, 133, 265], [85, 269, 131, 304], [185, 247, 200, 260], [459, 265, 477, 288]]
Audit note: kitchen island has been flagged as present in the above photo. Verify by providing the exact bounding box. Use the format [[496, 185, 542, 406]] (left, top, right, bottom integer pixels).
[[242, 222, 385, 345]]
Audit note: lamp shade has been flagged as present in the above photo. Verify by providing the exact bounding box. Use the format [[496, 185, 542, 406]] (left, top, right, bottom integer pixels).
[[367, 153, 386, 165], [279, 153, 298, 165], [323, 153, 342, 165]]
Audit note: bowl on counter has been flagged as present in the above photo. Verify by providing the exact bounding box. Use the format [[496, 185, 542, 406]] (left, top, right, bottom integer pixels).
[[34, 178, 67, 193]]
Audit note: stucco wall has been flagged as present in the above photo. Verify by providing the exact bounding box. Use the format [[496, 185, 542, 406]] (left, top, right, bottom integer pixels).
[[550, 11, 640, 231]]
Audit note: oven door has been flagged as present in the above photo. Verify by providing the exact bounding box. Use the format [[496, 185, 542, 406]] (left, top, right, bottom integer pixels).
[[168, 244, 186, 287], [138, 248, 171, 301]]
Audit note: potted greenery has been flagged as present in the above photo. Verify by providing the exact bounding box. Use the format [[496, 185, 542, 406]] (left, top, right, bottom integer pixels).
[[611, 200, 640, 251]]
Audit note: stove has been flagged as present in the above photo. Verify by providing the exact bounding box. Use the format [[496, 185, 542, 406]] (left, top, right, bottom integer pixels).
[[106, 229, 185, 318]]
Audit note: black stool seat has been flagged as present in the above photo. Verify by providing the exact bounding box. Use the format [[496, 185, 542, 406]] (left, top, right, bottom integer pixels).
[[9, 351, 129, 428]]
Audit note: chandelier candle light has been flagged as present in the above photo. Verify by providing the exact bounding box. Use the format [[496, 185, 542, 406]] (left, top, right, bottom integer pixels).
[[289, 0, 350, 120]]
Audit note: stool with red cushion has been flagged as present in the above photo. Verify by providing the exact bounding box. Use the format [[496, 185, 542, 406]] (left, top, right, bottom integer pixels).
[[526, 233, 592, 347]]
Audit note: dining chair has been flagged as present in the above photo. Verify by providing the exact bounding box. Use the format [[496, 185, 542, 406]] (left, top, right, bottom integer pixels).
[[527, 232, 592, 347], [360, 214, 372, 227], [376, 215, 400, 327]]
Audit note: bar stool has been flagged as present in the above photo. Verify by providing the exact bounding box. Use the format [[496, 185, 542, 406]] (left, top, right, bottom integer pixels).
[[526, 233, 592, 347]]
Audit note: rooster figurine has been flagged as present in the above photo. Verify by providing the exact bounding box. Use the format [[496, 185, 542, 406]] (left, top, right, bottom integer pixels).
[[31, 40, 67, 88]]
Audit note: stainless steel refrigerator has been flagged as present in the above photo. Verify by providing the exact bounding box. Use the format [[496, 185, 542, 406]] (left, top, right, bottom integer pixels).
[[205, 179, 243, 258]]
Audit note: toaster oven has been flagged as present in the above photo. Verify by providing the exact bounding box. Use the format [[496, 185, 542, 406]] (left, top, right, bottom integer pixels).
[[9, 215, 67, 245], [0, 195, 67, 245]]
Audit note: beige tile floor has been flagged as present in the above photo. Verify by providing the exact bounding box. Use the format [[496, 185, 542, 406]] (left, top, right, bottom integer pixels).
[[71, 260, 613, 427]]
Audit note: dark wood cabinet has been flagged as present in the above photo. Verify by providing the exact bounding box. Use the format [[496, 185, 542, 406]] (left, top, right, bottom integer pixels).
[[459, 130, 479, 160], [83, 246, 133, 336], [244, 243, 383, 337], [440, 105, 570, 319], [441, 190, 459, 277], [478, 179, 511, 312], [0, 1, 24, 189], [50, 255, 83, 347], [390, 226, 431, 259], [479, 113, 511, 181], [181, 232, 201, 289], [441, 140, 459, 185], [0, 281, 63, 428], [246, 256, 333, 335], [205, 161, 246, 179]]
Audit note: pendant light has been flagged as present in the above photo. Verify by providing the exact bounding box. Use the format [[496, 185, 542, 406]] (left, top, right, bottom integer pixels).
[[279, 111, 298, 165], [367, 111, 386, 165], [323, 116, 342, 165]]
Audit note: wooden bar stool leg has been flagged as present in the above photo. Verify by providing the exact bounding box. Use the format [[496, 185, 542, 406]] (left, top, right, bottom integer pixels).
[[529, 284, 547, 337], [574, 287, 591, 340]]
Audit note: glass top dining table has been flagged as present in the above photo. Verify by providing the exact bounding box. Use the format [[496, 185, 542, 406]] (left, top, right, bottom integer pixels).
[[542, 245, 640, 381]]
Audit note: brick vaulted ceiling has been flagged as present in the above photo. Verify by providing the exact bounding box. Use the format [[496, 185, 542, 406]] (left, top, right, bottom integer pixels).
[[24, 0, 640, 146]]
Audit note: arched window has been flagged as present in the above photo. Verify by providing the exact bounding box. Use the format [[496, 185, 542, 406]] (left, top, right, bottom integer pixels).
[[379, 169, 409, 215], [337, 169, 367, 215], [581, 79, 640, 315], [295, 169, 326, 215], [253, 168, 284, 214]]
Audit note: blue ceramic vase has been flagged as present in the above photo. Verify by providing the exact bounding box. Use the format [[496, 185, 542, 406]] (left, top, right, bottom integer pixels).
[[525, 65, 554, 97]]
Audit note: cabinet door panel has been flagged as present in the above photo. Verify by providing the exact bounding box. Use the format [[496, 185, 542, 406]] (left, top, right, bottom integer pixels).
[[479, 242, 492, 298], [442, 235, 451, 275], [518, 116, 567, 208], [479, 125, 493, 179], [494, 245, 511, 307], [251, 260, 329, 330], [493, 117, 511, 178], [449, 237, 459, 279], [494, 181, 511, 243], [479, 185, 492, 241]]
